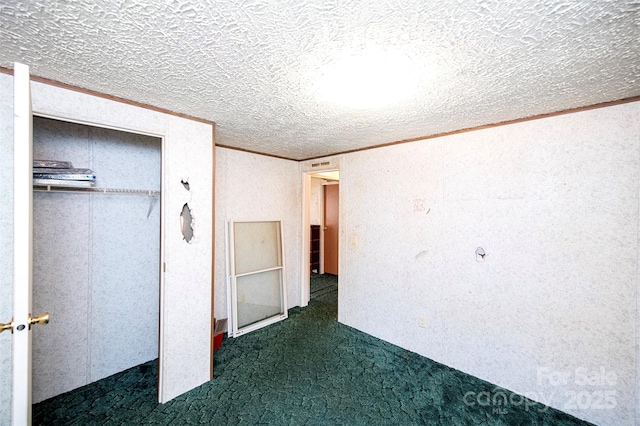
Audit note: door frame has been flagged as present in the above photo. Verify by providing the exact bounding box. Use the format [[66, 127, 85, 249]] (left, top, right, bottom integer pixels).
[[299, 162, 340, 308], [30, 113, 165, 404], [28, 117, 167, 401]]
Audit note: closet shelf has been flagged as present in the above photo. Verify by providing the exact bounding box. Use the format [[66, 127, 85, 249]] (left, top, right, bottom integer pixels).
[[33, 184, 160, 196]]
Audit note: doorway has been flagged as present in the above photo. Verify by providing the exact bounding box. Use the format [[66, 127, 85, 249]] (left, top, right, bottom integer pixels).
[[302, 170, 339, 306], [31, 116, 161, 404]]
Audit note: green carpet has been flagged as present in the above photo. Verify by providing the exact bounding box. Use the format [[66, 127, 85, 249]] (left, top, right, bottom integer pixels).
[[33, 276, 591, 425], [310, 273, 338, 300]]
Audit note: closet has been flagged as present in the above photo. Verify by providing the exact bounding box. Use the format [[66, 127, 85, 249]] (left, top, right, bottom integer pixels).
[[4, 68, 214, 414], [31, 116, 161, 403]]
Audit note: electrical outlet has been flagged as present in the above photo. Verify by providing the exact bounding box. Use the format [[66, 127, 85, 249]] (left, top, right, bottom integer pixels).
[[351, 235, 357, 245], [418, 315, 426, 328], [239, 294, 246, 303]]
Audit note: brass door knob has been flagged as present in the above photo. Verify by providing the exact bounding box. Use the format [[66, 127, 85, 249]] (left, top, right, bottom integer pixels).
[[29, 312, 50, 328], [0, 319, 13, 334]]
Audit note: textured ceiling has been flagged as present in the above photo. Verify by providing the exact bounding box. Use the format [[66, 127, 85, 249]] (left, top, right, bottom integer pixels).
[[1, 1, 638, 160]]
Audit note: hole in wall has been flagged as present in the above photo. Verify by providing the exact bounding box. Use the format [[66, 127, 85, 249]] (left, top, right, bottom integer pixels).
[[180, 203, 194, 243], [181, 179, 190, 191]]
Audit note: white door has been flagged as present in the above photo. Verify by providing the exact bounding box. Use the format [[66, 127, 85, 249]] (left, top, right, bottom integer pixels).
[[11, 63, 49, 425]]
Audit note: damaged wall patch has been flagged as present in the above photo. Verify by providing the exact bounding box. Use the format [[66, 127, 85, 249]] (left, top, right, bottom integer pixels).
[[180, 203, 194, 243]]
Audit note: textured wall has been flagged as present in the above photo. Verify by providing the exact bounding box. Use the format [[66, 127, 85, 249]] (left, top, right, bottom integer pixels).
[[309, 178, 324, 226], [1, 1, 638, 159], [31, 117, 161, 402], [214, 147, 301, 327], [339, 101, 640, 426], [0, 72, 14, 423]]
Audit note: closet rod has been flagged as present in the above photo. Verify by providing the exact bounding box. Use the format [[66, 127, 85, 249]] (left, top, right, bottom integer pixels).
[[33, 185, 160, 196]]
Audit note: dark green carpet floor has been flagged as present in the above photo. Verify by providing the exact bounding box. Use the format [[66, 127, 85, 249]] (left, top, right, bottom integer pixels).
[[33, 275, 590, 425], [310, 272, 338, 300]]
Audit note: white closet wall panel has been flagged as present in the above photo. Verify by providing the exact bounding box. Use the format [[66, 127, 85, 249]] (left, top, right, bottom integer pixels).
[[90, 195, 159, 382], [89, 125, 161, 189], [88, 125, 160, 382], [32, 118, 93, 402], [32, 194, 90, 402]]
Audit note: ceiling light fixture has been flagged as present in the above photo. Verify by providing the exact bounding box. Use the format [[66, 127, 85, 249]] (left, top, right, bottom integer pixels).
[[315, 50, 419, 109]]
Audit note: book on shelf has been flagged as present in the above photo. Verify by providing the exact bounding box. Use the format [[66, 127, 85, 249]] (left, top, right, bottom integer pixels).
[[33, 179, 96, 188], [33, 160, 73, 169], [33, 168, 96, 181], [33, 160, 97, 187]]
